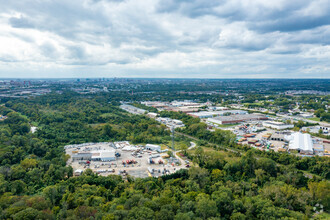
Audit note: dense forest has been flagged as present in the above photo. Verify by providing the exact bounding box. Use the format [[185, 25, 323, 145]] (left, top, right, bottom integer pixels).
[[0, 92, 329, 219]]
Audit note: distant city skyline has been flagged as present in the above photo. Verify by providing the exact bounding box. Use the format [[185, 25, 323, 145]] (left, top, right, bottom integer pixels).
[[0, 0, 329, 78]]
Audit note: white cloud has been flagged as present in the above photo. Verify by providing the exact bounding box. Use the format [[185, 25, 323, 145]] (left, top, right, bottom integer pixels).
[[0, 0, 329, 78]]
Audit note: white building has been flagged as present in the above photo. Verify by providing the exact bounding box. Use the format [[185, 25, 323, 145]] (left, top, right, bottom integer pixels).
[[172, 119, 183, 125], [300, 113, 313, 118], [91, 150, 116, 161], [262, 121, 294, 130], [72, 149, 116, 162], [188, 110, 247, 119], [74, 169, 83, 176], [147, 112, 158, 118], [145, 144, 161, 152], [208, 106, 229, 111], [287, 132, 313, 154]]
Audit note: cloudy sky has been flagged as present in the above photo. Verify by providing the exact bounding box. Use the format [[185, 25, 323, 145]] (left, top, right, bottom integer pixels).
[[0, 0, 329, 78]]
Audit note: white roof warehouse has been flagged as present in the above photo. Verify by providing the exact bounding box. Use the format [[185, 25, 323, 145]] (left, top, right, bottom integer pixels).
[[287, 132, 313, 154]]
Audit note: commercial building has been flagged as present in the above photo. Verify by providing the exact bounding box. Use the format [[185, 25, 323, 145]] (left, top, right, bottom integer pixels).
[[262, 121, 294, 130], [287, 132, 313, 154], [207, 114, 268, 125]]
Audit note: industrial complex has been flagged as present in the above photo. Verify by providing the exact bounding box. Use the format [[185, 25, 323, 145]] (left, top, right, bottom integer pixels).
[[65, 141, 189, 178], [119, 100, 329, 158]]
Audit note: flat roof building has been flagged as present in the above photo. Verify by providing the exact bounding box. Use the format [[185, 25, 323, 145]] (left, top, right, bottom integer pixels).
[[270, 133, 285, 141], [147, 112, 158, 118], [91, 150, 116, 161], [72, 152, 92, 161], [263, 121, 294, 130], [207, 114, 268, 124], [145, 144, 161, 152], [188, 110, 247, 119], [287, 132, 313, 154]]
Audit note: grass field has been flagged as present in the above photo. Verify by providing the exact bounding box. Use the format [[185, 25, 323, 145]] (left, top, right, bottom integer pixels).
[[216, 123, 240, 128], [309, 117, 320, 122]]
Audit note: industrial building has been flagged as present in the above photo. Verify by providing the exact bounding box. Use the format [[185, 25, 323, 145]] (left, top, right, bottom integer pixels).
[[93, 151, 116, 161], [270, 133, 285, 141], [208, 106, 229, 111], [147, 112, 158, 118], [317, 126, 330, 134], [313, 145, 324, 156], [262, 121, 294, 130], [299, 113, 314, 118], [145, 144, 161, 152], [207, 114, 268, 124], [169, 107, 199, 113], [120, 104, 146, 115], [72, 149, 116, 162], [287, 132, 313, 154], [156, 117, 185, 128], [188, 110, 247, 119], [172, 119, 183, 125]]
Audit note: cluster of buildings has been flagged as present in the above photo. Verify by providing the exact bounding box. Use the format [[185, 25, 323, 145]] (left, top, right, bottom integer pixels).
[[0, 88, 51, 98], [128, 100, 329, 157], [141, 100, 210, 113], [156, 117, 185, 128], [237, 128, 327, 156], [66, 140, 186, 178], [65, 142, 117, 162], [66, 141, 166, 164], [301, 125, 330, 135], [72, 87, 109, 94]]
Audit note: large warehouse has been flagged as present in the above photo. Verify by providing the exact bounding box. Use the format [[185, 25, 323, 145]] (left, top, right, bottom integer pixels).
[[207, 114, 268, 124], [72, 149, 116, 162], [262, 121, 294, 130], [287, 132, 313, 154], [188, 110, 247, 119]]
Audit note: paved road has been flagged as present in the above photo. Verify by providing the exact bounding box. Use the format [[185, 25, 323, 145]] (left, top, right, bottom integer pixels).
[[188, 141, 196, 150]]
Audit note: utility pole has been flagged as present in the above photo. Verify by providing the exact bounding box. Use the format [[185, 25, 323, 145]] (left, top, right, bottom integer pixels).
[[171, 126, 175, 151]]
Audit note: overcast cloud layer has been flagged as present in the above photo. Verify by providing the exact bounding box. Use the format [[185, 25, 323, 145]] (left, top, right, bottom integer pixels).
[[0, 0, 329, 78]]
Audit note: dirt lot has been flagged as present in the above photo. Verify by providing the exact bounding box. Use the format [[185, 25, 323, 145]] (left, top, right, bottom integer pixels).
[[66, 143, 189, 178]]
